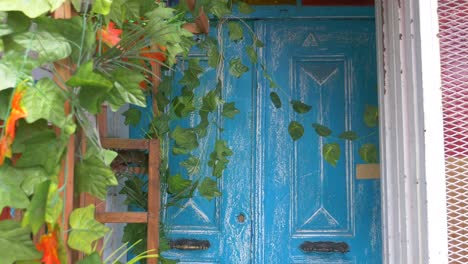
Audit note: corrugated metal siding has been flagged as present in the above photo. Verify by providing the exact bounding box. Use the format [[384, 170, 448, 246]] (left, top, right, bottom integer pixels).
[[438, 1, 468, 263]]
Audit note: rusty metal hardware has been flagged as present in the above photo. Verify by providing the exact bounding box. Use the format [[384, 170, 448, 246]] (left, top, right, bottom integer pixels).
[[170, 239, 211, 250], [300, 241, 349, 253]]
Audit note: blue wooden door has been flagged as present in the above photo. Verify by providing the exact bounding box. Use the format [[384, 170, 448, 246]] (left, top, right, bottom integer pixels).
[[133, 18, 381, 263]]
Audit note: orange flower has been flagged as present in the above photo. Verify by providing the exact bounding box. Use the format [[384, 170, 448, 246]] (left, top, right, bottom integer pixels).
[[97, 22, 122, 47], [140, 45, 167, 63], [0, 87, 27, 166], [36, 231, 61, 264]]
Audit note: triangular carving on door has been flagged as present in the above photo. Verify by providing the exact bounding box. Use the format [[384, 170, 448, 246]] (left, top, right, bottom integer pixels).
[[303, 33, 319, 47], [302, 64, 338, 86], [301, 207, 340, 228], [172, 199, 211, 224]]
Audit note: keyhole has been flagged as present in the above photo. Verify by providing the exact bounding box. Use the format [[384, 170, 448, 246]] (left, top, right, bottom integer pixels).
[[237, 213, 245, 223]]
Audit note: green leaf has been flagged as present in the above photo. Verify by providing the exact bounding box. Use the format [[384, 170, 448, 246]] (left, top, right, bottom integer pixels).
[[13, 30, 71, 64], [179, 59, 204, 90], [92, 0, 113, 15], [246, 46, 257, 64], [148, 113, 170, 138], [323, 143, 341, 167], [227, 21, 243, 41], [270, 92, 282, 108], [68, 205, 110, 254], [67, 61, 113, 89], [108, 0, 141, 27], [0, 12, 30, 37], [0, 63, 16, 90], [222, 102, 240, 119], [22, 180, 50, 234], [254, 38, 264, 48], [0, 0, 65, 18], [288, 121, 304, 141], [208, 0, 231, 18], [20, 167, 48, 196], [122, 223, 147, 258], [122, 108, 142, 127], [238, 2, 254, 14], [0, 163, 30, 211], [180, 156, 200, 175], [167, 174, 192, 194], [77, 252, 102, 264], [364, 105, 379, 127], [0, 88, 12, 117], [339, 131, 358, 141], [198, 178, 221, 201], [291, 100, 312, 114], [109, 68, 146, 109], [22, 79, 71, 130], [0, 220, 41, 264], [45, 182, 62, 227], [312, 123, 332, 137], [208, 140, 233, 178], [75, 148, 118, 200], [229, 58, 249, 78], [199, 37, 220, 68], [201, 89, 221, 113], [172, 90, 196, 118], [170, 126, 199, 155], [359, 143, 378, 163]]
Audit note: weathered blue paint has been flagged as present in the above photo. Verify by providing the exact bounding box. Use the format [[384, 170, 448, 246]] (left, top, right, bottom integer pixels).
[[131, 15, 381, 264]]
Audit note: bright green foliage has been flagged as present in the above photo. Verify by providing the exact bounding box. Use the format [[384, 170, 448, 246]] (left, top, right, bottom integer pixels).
[[227, 21, 244, 41], [77, 252, 102, 264], [359, 143, 378, 163], [168, 174, 192, 194], [74, 148, 118, 200], [238, 2, 254, 14], [291, 100, 312, 114], [45, 182, 63, 227], [0, 163, 30, 211], [364, 105, 379, 127], [288, 121, 304, 141], [22, 180, 50, 234], [180, 155, 201, 175], [312, 123, 332, 137], [170, 126, 199, 155], [323, 143, 341, 167], [339, 131, 358, 141], [92, 0, 113, 15], [172, 89, 196, 118], [199, 37, 220, 68], [270, 92, 282, 108], [0, 220, 41, 264], [122, 224, 147, 259], [107, 0, 141, 27], [208, 140, 233, 178], [0, 0, 65, 18], [198, 177, 221, 201], [22, 79, 72, 130], [229, 58, 249, 78], [68, 205, 110, 254], [222, 102, 240, 119], [123, 108, 142, 127], [0, 12, 30, 37], [0, 88, 12, 118]]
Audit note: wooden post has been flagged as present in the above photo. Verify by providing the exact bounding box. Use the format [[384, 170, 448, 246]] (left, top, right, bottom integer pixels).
[[147, 139, 161, 264]]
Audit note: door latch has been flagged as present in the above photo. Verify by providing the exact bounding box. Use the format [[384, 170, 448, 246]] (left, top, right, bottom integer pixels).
[[300, 241, 349, 253], [170, 239, 211, 250]]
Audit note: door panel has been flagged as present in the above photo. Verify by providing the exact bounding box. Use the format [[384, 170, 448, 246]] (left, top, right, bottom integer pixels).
[[257, 19, 380, 263]]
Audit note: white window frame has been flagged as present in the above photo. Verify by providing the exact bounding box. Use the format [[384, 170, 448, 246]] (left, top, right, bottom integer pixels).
[[376, 0, 448, 263]]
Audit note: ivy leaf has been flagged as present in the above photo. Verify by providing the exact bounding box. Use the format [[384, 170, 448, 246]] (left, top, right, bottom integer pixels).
[[74, 148, 118, 200], [170, 126, 199, 155], [208, 140, 233, 178], [0, 220, 41, 264], [339, 131, 358, 141], [68, 205, 110, 254], [148, 113, 170, 139], [167, 174, 192, 194], [179, 59, 204, 90], [66, 61, 113, 88], [201, 89, 221, 113], [92, 0, 113, 15], [364, 105, 379, 127], [359, 143, 378, 163], [246, 46, 257, 64], [227, 21, 243, 41], [238, 2, 254, 14], [291, 100, 312, 114], [22, 180, 50, 235], [262, 70, 277, 88], [199, 37, 220, 68], [312, 123, 332, 137], [270, 92, 282, 108], [323, 143, 341, 167], [288, 121, 304, 141], [198, 178, 221, 201], [77, 252, 102, 264], [0, 163, 30, 211], [122, 108, 142, 127], [208, 0, 231, 18], [22, 79, 70, 130], [180, 155, 200, 175], [229, 58, 249, 78], [172, 90, 196, 118], [222, 102, 240, 119], [254, 38, 264, 48]]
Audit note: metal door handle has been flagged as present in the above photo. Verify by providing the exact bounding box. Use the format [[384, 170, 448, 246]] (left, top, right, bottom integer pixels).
[[170, 239, 211, 250], [300, 241, 349, 253]]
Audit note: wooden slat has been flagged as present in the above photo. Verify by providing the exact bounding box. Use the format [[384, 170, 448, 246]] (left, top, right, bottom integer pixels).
[[101, 138, 149, 150], [147, 139, 161, 264], [97, 105, 108, 138], [96, 212, 148, 223]]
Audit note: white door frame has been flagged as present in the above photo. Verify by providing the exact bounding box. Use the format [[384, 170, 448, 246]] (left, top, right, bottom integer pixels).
[[376, 0, 448, 263]]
